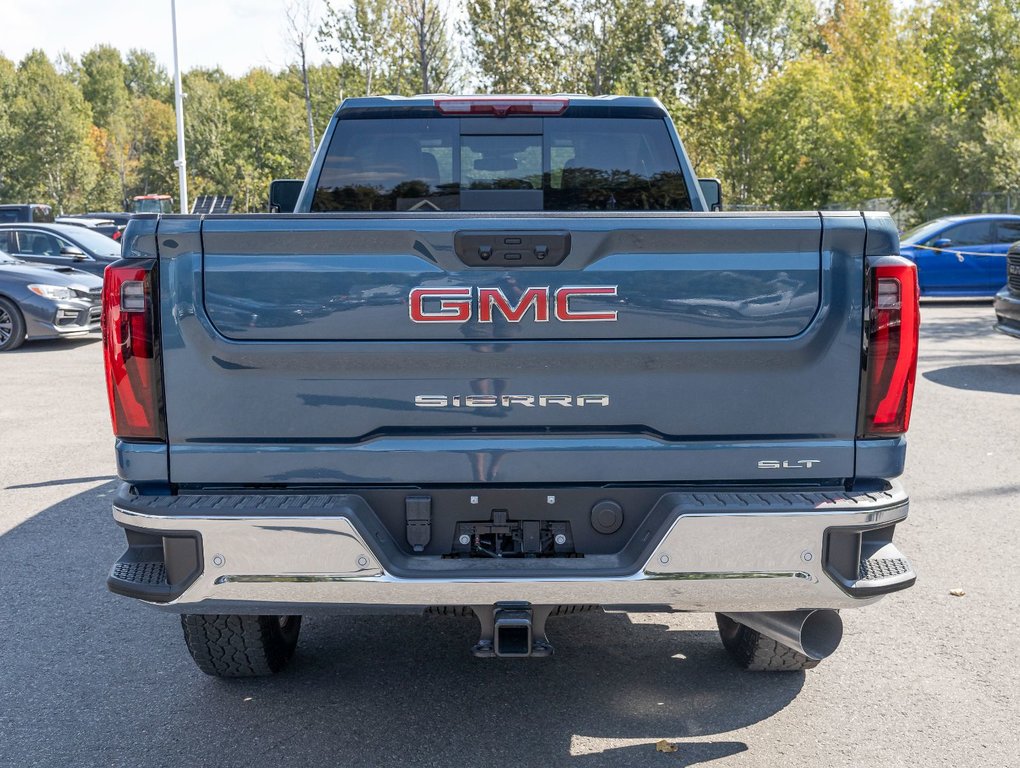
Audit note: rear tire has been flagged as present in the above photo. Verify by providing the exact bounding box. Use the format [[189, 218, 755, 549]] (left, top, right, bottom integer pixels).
[[715, 613, 819, 671], [181, 614, 302, 677], [0, 297, 26, 352]]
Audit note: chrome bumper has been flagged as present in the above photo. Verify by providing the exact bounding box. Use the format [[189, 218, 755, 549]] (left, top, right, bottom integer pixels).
[[110, 484, 914, 613]]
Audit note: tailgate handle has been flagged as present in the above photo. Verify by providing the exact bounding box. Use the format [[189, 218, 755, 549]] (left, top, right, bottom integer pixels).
[[455, 231, 570, 267]]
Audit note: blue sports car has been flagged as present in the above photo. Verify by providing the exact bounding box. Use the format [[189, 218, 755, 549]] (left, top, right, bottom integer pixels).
[[899, 214, 1020, 297]]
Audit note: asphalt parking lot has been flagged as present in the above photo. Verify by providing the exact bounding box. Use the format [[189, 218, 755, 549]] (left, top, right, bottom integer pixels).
[[1, 302, 1018, 768]]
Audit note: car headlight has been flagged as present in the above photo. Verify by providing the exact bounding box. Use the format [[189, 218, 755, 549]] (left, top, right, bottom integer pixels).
[[27, 284, 76, 300]]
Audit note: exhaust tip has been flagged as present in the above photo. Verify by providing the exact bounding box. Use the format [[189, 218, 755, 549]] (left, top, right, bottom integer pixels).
[[800, 610, 843, 660]]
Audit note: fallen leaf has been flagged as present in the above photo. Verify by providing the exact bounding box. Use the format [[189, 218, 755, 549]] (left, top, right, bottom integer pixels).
[[949, 589, 966, 597], [655, 740, 678, 753]]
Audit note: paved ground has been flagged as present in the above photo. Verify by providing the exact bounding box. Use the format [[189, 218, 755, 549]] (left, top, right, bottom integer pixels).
[[1, 304, 1018, 767]]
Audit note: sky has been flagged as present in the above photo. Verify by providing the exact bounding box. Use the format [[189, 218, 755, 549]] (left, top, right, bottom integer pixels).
[[0, 0, 328, 76]]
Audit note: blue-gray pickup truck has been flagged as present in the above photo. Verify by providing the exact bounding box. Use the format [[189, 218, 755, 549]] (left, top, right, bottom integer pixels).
[[102, 95, 919, 677]]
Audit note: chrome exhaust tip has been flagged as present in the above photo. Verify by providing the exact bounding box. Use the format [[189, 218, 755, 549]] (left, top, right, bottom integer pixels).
[[722, 610, 843, 661]]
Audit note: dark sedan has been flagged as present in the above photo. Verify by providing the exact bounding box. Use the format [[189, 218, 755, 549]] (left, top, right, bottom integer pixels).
[[0, 248, 103, 351], [0, 222, 122, 277]]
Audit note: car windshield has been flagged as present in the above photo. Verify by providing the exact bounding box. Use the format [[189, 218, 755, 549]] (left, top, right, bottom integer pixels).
[[0, 248, 23, 264], [65, 227, 122, 257], [901, 218, 951, 244]]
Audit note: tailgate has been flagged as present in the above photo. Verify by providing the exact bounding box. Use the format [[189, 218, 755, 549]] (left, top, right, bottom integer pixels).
[[160, 212, 867, 485]]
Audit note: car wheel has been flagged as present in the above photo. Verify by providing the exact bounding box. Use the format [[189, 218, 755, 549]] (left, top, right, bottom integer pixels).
[[180, 614, 302, 677], [0, 297, 27, 352]]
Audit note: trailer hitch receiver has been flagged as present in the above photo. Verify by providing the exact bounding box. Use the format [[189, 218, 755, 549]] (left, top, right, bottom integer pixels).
[[471, 602, 554, 658]]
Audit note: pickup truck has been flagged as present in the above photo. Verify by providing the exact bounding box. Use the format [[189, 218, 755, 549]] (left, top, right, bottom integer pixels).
[[103, 95, 918, 677]]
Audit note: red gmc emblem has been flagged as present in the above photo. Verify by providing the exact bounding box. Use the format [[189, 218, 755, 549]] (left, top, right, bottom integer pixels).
[[409, 286, 619, 323]]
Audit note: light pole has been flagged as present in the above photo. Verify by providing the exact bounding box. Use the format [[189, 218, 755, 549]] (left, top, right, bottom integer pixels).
[[171, 0, 189, 214]]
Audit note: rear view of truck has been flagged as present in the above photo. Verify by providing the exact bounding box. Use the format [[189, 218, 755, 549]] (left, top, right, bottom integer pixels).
[[102, 96, 918, 676]]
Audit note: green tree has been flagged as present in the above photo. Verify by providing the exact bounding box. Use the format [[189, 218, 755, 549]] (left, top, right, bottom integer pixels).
[[891, 0, 1020, 220], [7, 51, 99, 213], [222, 68, 307, 210], [399, 0, 457, 94], [0, 56, 16, 200], [561, 0, 689, 100], [125, 49, 172, 102], [702, 0, 818, 74], [747, 0, 911, 209], [318, 0, 414, 95], [463, 0, 566, 91], [79, 45, 132, 209], [182, 69, 236, 197], [129, 96, 177, 197]]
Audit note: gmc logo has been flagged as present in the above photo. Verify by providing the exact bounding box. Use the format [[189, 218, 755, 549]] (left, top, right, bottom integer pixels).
[[409, 286, 619, 323]]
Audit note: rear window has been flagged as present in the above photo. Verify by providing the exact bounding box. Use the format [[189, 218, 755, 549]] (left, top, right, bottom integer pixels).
[[32, 205, 54, 223], [311, 117, 691, 212]]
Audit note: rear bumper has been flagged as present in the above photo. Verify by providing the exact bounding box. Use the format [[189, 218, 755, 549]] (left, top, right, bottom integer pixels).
[[108, 483, 915, 614], [993, 287, 1020, 339]]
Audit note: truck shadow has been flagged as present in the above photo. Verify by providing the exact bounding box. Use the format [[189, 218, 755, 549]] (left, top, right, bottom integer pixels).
[[921, 363, 1020, 394], [0, 482, 803, 767]]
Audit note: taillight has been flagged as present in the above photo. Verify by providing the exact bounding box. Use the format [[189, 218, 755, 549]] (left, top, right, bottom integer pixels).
[[861, 258, 920, 437], [435, 97, 568, 116], [102, 259, 165, 441]]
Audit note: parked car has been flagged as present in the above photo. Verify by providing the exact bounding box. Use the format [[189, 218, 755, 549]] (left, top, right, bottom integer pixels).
[[0, 204, 55, 224], [0, 247, 102, 351], [0, 222, 122, 277], [71, 212, 136, 241], [56, 216, 123, 241], [899, 214, 1020, 297], [993, 242, 1020, 338]]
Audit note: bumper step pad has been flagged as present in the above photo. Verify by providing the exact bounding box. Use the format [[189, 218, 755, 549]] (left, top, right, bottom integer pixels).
[[859, 556, 911, 581], [844, 543, 915, 596], [108, 559, 172, 600], [112, 560, 167, 586]]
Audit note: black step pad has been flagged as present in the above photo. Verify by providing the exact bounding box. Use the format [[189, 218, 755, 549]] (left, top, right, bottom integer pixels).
[[112, 560, 167, 586]]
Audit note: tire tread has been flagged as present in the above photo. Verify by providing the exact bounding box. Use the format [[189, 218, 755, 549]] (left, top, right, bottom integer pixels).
[[180, 614, 300, 677]]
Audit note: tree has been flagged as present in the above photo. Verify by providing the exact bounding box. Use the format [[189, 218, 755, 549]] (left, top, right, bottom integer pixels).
[[701, 0, 818, 75], [318, 0, 411, 96], [129, 96, 177, 197], [286, 0, 319, 159], [7, 51, 99, 212], [559, 0, 688, 100], [890, 0, 1020, 220], [181, 69, 236, 197], [222, 68, 307, 210], [79, 45, 132, 208], [463, 0, 566, 92], [0, 56, 16, 200], [399, 0, 456, 94], [125, 49, 172, 102]]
